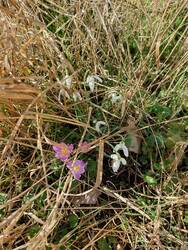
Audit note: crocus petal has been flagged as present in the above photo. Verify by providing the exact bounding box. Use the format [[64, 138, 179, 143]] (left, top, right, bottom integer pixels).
[[73, 172, 82, 180], [55, 153, 60, 158], [52, 143, 74, 162], [70, 169, 82, 180], [53, 145, 61, 152], [67, 160, 87, 180], [78, 141, 90, 153], [68, 144, 74, 152], [60, 155, 69, 161], [75, 160, 86, 174]]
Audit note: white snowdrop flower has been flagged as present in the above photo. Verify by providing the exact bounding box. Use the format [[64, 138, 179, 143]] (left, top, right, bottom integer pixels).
[[72, 91, 82, 102], [110, 153, 127, 173], [93, 75, 102, 83], [58, 88, 70, 101], [86, 75, 102, 92], [63, 75, 72, 89], [95, 121, 107, 133], [114, 141, 129, 157], [110, 92, 123, 104]]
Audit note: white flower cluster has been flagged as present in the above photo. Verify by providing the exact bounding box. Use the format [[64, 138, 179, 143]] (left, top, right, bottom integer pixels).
[[110, 142, 129, 173], [58, 75, 82, 102], [108, 91, 123, 104], [59, 74, 124, 106], [86, 75, 102, 92], [94, 120, 128, 172], [86, 75, 124, 105]]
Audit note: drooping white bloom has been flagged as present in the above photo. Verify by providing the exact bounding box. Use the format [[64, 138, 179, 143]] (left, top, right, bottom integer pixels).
[[63, 75, 72, 89], [95, 121, 107, 133], [110, 141, 129, 173], [58, 88, 70, 101], [110, 92, 123, 104], [72, 91, 82, 102], [110, 153, 127, 172], [114, 141, 129, 157], [58, 75, 72, 101], [86, 75, 102, 92]]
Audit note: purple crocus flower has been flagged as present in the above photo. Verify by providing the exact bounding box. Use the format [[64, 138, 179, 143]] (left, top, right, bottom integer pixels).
[[53, 143, 74, 162], [78, 141, 91, 153], [67, 160, 87, 180]]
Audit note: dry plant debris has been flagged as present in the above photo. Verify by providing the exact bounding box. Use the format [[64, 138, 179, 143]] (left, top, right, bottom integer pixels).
[[0, 0, 188, 249]]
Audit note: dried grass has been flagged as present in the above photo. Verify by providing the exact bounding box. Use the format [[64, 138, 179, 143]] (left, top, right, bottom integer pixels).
[[0, 0, 188, 249]]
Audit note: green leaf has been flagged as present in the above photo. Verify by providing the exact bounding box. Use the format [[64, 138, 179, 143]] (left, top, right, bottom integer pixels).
[[108, 236, 117, 245], [124, 134, 132, 147], [97, 238, 112, 250], [146, 133, 165, 149], [22, 193, 34, 204], [68, 214, 79, 229], [49, 161, 62, 171], [149, 104, 172, 121], [153, 162, 162, 170], [87, 159, 97, 180], [165, 137, 176, 149], [0, 193, 7, 205], [27, 225, 40, 239], [150, 210, 156, 220], [184, 211, 188, 225], [144, 175, 158, 186], [58, 247, 65, 250]]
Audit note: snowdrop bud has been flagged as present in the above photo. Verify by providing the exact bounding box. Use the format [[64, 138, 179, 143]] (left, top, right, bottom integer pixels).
[[93, 75, 103, 83], [72, 91, 82, 102], [120, 158, 127, 165], [111, 92, 123, 104], [63, 75, 72, 89], [95, 121, 107, 133], [88, 78, 95, 92], [58, 89, 70, 101], [110, 154, 119, 161], [86, 75, 102, 92]]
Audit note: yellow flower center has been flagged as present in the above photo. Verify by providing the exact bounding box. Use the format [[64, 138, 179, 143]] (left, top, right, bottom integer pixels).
[[61, 146, 68, 156], [73, 165, 81, 172]]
